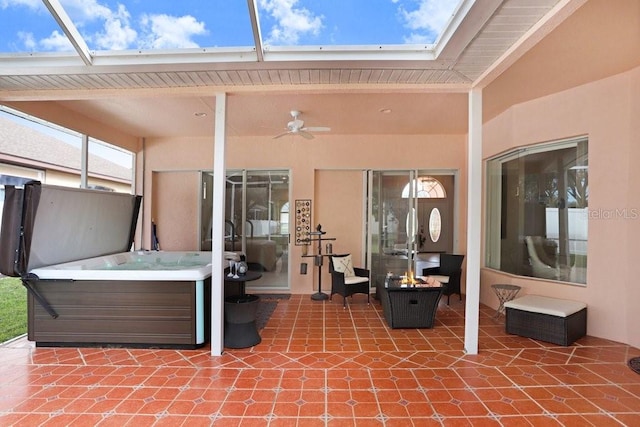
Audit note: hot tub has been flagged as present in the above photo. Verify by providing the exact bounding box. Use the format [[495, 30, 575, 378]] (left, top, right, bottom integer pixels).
[[30, 250, 212, 281], [25, 251, 213, 348], [0, 182, 214, 349]]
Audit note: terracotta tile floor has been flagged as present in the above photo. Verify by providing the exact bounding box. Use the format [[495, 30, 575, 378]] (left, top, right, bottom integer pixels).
[[1, 294, 640, 426]]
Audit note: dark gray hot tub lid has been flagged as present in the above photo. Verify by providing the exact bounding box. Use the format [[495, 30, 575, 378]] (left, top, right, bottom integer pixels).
[[0, 181, 41, 278], [0, 182, 58, 317], [0, 181, 142, 318]]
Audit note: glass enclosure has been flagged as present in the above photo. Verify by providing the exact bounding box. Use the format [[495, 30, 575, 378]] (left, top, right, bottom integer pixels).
[[201, 169, 290, 291], [0, 107, 134, 193], [88, 137, 134, 192], [486, 138, 588, 284], [367, 170, 455, 292]]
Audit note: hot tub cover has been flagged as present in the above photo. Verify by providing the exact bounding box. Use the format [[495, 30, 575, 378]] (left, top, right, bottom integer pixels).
[[0, 181, 142, 277]]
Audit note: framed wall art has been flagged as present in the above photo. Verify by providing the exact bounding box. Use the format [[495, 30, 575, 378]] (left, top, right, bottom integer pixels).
[[294, 199, 312, 245]]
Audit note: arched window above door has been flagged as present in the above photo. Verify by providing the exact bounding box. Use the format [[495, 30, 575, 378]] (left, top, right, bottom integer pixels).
[[401, 176, 447, 198]]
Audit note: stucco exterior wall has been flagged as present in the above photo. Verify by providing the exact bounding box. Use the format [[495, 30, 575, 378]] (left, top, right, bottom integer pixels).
[[481, 66, 640, 348], [138, 133, 468, 295]]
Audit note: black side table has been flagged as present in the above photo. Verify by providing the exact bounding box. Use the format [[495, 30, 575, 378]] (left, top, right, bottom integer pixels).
[[224, 270, 262, 297], [224, 271, 262, 348]]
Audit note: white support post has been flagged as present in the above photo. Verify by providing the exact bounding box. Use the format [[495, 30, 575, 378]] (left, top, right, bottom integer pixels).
[[464, 88, 482, 355], [80, 134, 88, 189], [211, 93, 227, 356]]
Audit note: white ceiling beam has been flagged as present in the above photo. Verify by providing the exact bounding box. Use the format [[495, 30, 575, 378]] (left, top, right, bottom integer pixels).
[[246, 0, 264, 62], [0, 48, 259, 72], [436, 0, 503, 60], [0, 52, 453, 76], [42, 0, 93, 66], [263, 45, 437, 62]]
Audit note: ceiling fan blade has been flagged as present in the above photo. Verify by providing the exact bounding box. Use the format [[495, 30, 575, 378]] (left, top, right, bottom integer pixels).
[[298, 130, 315, 140], [275, 110, 327, 139], [303, 126, 331, 132]]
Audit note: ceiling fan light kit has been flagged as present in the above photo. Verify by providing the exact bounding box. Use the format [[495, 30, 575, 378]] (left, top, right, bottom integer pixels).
[[273, 110, 331, 139]]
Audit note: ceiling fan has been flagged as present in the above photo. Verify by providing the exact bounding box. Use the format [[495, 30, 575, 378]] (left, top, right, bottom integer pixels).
[[273, 110, 331, 139]]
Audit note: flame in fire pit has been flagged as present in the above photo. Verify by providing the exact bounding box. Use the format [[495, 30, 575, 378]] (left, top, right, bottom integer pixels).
[[400, 271, 421, 285]]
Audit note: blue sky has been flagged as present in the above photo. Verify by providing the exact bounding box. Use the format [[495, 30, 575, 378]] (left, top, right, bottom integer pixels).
[[0, 0, 461, 53]]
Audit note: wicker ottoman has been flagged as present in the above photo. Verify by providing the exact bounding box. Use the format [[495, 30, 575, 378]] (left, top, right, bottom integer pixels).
[[504, 295, 587, 346]]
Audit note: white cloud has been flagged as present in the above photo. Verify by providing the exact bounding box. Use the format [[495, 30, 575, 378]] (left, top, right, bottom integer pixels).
[[398, 0, 458, 41], [17, 31, 36, 50], [1, 0, 41, 10], [259, 0, 323, 45], [5, 0, 208, 52], [403, 33, 430, 45], [57, 0, 137, 51], [92, 4, 137, 50], [57, 0, 114, 24], [139, 14, 207, 49], [40, 30, 74, 51]]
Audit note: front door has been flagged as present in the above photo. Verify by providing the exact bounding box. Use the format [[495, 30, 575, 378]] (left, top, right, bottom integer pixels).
[[366, 170, 455, 292]]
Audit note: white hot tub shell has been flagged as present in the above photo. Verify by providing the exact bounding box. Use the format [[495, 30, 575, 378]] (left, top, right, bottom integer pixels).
[[0, 182, 214, 348], [30, 250, 213, 281]]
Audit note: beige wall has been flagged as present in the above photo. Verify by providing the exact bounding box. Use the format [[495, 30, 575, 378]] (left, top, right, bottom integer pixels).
[[483, 0, 640, 123], [481, 65, 640, 348], [151, 171, 201, 251], [138, 134, 468, 295], [315, 169, 364, 263]]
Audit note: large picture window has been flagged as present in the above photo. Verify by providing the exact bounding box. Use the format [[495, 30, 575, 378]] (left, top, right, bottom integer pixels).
[[486, 138, 588, 284]]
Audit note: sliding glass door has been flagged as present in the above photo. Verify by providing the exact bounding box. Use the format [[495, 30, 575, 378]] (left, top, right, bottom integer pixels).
[[201, 169, 290, 291], [367, 170, 455, 292], [369, 170, 416, 291]]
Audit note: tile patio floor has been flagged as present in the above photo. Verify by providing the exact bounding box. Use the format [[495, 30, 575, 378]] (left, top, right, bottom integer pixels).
[[1, 294, 639, 426]]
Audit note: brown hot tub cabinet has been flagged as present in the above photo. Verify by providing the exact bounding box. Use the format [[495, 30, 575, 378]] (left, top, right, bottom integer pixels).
[[0, 182, 213, 349], [26, 278, 211, 348]]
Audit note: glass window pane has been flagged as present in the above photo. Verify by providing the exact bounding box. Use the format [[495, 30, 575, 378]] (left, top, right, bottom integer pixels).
[[0, 107, 133, 192], [88, 138, 134, 193], [280, 202, 289, 234], [224, 169, 290, 290], [429, 208, 442, 243], [402, 176, 447, 198], [0, 107, 82, 187], [486, 138, 588, 285]]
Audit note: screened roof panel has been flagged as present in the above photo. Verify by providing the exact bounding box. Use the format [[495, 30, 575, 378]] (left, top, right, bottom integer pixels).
[[0, 0, 463, 55], [62, 0, 256, 50], [0, 1, 75, 53], [256, 0, 462, 47], [0, 0, 255, 53]]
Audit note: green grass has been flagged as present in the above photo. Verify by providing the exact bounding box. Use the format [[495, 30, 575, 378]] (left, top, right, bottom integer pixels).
[[0, 277, 27, 343]]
